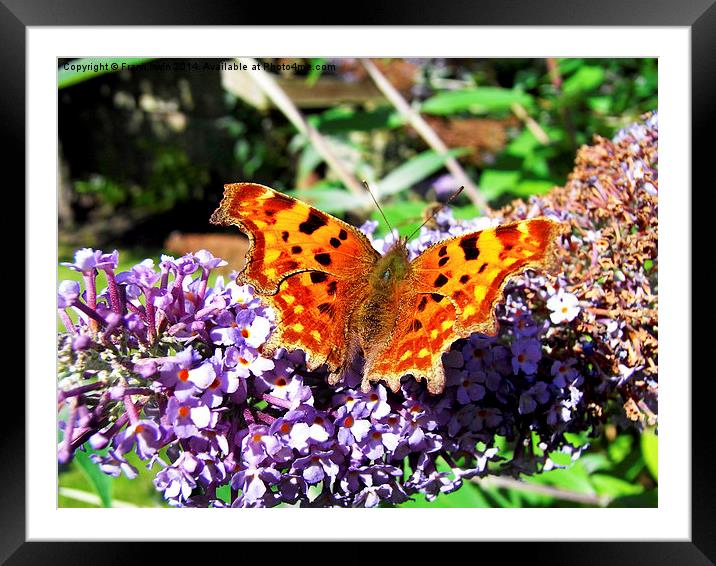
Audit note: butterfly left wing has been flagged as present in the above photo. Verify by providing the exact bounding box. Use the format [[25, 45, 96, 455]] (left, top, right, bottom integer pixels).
[[210, 182, 380, 373], [364, 218, 563, 394], [210, 183, 380, 294]]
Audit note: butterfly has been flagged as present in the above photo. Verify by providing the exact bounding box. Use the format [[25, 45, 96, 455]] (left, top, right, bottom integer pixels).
[[211, 183, 563, 395]]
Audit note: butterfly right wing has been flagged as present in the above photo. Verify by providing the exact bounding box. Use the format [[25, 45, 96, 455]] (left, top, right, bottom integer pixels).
[[364, 218, 563, 394]]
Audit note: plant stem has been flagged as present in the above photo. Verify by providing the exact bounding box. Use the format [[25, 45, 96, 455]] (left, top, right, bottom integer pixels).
[[473, 475, 612, 506], [234, 57, 365, 198], [361, 58, 487, 212]]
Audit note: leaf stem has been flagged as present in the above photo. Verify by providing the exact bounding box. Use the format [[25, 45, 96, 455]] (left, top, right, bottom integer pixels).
[[361, 59, 487, 212]]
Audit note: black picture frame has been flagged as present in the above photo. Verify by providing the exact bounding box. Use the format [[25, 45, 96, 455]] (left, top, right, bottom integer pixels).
[[6, 0, 710, 562]]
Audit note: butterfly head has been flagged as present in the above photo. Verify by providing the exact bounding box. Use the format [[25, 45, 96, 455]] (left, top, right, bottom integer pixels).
[[371, 236, 411, 288]]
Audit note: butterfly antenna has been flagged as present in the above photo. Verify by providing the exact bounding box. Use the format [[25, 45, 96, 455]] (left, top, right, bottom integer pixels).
[[362, 180, 395, 236], [406, 186, 465, 241]]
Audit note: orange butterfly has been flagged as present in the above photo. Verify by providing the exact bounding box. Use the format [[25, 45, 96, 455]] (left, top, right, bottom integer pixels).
[[211, 183, 562, 395]]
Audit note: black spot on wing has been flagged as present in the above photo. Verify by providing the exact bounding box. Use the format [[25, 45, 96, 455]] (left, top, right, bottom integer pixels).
[[299, 211, 328, 235], [417, 296, 428, 312], [327, 281, 338, 295], [409, 319, 423, 332], [438, 245, 447, 257], [438, 256, 449, 267], [430, 293, 443, 303], [434, 274, 449, 287], [338, 229, 348, 240], [459, 274, 470, 284], [291, 246, 302, 254], [459, 234, 480, 261], [330, 238, 341, 248], [310, 272, 328, 284], [281, 231, 289, 242], [317, 303, 335, 318], [315, 253, 332, 266]]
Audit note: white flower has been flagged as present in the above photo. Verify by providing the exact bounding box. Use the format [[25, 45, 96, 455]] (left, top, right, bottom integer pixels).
[[547, 290, 580, 324]]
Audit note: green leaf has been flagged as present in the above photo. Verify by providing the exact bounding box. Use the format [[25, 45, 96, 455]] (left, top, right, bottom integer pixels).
[[563, 431, 591, 447], [377, 149, 468, 197], [562, 66, 606, 97], [578, 453, 614, 474], [215, 484, 232, 505], [505, 129, 542, 158], [421, 87, 534, 115], [530, 462, 596, 496], [590, 474, 644, 499], [557, 58, 585, 75], [608, 489, 658, 508], [370, 200, 427, 238], [514, 179, 555, 197], [641, 427, 658, 482], [587, 96, 612, 114], [607, 434, 633, 464], [548, 450, 573, 468], [478, 169, 521, 200], [451, 204, 483, 221], [401, 481, 490, 508], [73, 450, 113, 508], [296, 144, 322, 183], [306, 58, 326, 86], [288, 187, 371, 214], [58, 58, 155, 89], [313, 106, 403, 134]]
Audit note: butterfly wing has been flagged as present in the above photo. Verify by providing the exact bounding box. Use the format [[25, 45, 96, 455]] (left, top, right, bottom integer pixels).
[[211, 183, 380, 371], [365, 290, 459, 394], [364, 218, 563, 394]]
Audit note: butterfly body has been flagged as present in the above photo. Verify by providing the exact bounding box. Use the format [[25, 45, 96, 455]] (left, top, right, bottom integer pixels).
[[211, 183, 562, 395]]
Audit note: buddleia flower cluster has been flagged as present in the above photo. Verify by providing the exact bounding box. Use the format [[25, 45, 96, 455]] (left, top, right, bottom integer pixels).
[[57, 112, 658, 507]]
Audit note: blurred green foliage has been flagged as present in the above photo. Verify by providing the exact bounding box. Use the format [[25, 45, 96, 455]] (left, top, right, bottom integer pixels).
[[58, 57, 656, 247]]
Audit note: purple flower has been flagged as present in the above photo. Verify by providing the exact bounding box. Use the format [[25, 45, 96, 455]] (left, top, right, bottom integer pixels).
[[519, 382, 550, 414], [353, 384, 391, 419], [451, 370, 486, 405], [114, 420, 166, 459], [287, 409, 334, 452], [337, 411, 371, 446], [154, 452, 200, 504], [157, 348, 203, 401], [194, 249, 228, 272], [231, 463, 281, 505], [237, 425, 281, 464], [291, 449, 343, 486], [61, 248, 102, 273], [166, 396, 212, 439], [58, 280, 80, 308], [200, 353, 243, 408], [117, 259, 160, 290], [90, 449, 138, 479], [360, 424, 401, 460], [551, 358, 580, 387], [210, 309, 271, 349], [511, 338, 542, 375]]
